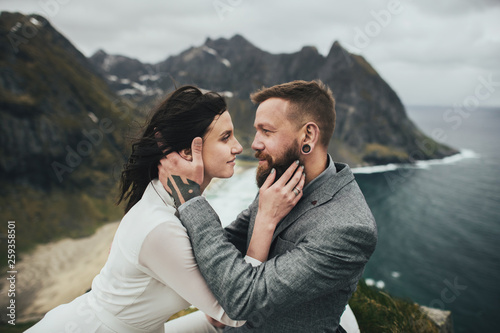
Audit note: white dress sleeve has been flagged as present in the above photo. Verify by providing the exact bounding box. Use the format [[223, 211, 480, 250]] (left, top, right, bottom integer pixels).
[[139, 221, 245, 327]]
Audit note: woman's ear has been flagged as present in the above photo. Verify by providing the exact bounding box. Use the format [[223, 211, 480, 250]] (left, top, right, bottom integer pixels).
[[179, 148, 193, 161], [154, 128, 165, 150]]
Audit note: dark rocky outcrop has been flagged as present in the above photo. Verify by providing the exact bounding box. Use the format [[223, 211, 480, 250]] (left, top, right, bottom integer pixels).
[[0, 12, 133, 248]]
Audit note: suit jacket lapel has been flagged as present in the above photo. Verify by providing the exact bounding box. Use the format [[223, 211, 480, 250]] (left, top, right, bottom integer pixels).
[[270, 163, 355, 243]]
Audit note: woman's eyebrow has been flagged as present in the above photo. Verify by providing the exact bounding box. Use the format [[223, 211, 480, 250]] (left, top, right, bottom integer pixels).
[[219, 129, 232, 137]]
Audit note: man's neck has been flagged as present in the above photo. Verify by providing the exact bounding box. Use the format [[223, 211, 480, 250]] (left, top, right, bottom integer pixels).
[[303, 152, 329, 186]]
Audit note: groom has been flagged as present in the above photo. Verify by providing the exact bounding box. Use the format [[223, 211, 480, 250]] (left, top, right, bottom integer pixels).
[[161, 80, 377, 332]]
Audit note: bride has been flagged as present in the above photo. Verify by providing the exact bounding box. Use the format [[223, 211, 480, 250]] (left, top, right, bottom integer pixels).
[[26, 85, 304, 333]]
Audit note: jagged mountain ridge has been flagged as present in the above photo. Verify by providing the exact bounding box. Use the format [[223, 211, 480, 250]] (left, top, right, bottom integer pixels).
[[90, 34, 457, 165], [0, 11, 457, 249]]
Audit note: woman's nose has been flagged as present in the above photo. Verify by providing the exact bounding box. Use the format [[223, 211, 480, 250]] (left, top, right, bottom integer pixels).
[[233, 139, 243, 155]]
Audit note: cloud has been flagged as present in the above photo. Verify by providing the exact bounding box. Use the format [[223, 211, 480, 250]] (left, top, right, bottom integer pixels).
[[411, 0, 500, 16], [1, 0, 499, 106]]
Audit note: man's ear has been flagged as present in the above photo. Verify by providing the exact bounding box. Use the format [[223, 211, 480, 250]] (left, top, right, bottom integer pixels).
[[301, 122, 320, 153], [179, 148, 193, 161]]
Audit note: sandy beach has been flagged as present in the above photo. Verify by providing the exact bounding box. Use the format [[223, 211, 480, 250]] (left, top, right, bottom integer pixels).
[[1, 221, 119, 323]]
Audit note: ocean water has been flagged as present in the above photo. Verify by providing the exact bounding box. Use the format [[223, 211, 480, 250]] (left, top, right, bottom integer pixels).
[[204, 106, 500, 333]]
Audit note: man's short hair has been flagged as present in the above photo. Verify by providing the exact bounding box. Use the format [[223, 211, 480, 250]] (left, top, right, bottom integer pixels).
[[250, 80, 336, 148]]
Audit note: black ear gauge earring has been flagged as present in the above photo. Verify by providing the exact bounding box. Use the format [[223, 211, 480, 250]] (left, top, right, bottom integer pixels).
[[302, 144, 311, 154]]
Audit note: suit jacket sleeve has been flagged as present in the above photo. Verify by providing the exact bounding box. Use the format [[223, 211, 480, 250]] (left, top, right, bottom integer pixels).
[[223, 195, 258, 253], [178, 196, 377, 321]]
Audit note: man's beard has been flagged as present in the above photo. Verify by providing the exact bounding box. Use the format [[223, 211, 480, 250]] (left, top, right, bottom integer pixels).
[[255, 141, 301, 188]]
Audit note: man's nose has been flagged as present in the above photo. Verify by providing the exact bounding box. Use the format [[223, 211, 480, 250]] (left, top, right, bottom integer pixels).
[[251, 135, 264, 151]]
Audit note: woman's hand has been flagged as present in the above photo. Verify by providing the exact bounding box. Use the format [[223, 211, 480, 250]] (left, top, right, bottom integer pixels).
[[257, 160, 306, 227], [158, 137, 204, 206], [246, 161, 306, 262]]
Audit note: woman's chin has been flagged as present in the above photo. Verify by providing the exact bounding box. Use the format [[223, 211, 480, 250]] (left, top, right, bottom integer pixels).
[[220, 170, 235, 179], [208, 166, 236, 180]]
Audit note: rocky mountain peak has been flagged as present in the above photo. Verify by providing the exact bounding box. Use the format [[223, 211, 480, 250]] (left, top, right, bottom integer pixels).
[[89, 49, 108, 62], [299, 45, 320, 55], [1, 12, 458, 251], [205, 34, 263, 58], [89, 33, 457, 165], [229, 33, 256, 47]]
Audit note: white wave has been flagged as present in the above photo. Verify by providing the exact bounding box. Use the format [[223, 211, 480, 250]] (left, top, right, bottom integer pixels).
[[352, 149, 478, 174], [365, 278, 375, 286], [117, 89, 138, 96], [205, 166, 258, 227], [415, 149, 479, 168], [391, 271, 401, 278], [352, 164, 400, 174], [365, 278, 385, 289]]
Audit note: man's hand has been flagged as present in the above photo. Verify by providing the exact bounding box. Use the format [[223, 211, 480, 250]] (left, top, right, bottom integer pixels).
[[158, 137, 204, 206]]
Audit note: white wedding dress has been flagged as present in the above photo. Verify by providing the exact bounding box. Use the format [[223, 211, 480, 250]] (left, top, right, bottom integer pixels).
[[26, 179, 244, 333]]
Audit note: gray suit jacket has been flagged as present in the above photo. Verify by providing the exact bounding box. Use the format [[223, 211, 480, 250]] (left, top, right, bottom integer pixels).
[[178, 162, 377, 332]]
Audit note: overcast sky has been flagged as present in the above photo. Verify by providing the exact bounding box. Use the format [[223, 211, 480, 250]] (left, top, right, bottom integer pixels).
[[2, 0, 500, 107]]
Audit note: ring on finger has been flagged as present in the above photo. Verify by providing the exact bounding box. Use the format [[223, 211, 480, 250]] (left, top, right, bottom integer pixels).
[[293, 188, 301, 196]]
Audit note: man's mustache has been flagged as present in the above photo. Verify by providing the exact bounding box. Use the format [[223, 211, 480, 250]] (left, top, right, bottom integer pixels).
[[255, 151, 272, 164]]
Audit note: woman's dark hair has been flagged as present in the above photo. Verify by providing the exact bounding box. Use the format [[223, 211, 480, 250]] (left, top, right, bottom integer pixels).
[[118, 85, 227, 213]]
